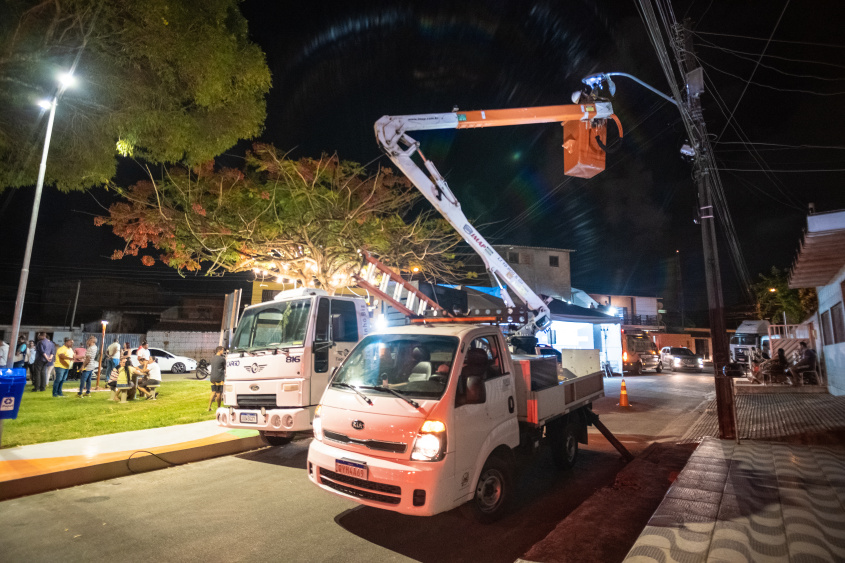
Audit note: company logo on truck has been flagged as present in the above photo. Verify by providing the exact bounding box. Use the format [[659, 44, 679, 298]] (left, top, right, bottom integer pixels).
[[247, 363, 266, 374], [351, 420, 365, 430], [462, 224, 494, 255]]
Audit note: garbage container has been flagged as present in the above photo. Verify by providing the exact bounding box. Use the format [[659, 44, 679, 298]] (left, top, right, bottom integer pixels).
[[0, 368, 27, 420]]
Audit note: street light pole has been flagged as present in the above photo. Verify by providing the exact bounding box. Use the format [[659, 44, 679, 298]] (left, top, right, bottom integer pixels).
[[6, 98, 58, 368], [6, 73, 75, 368]]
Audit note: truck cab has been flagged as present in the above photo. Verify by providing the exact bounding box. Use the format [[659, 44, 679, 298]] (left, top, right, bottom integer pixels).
[[216, 288, 369, 445], [622, 331, 661, 374], [730, 320, 771, 364], [307, 323, 604, 521]]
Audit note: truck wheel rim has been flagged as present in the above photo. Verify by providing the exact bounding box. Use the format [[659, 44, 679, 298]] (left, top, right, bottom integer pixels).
[[476, 469, 504, 512], [565, 435, 577, 463]]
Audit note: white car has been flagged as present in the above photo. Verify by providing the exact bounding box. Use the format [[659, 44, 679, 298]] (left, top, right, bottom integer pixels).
[[130, 347, 197, 373]]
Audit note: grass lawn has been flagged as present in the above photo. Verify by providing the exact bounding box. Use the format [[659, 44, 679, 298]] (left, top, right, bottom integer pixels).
[[1, 380, 217, 448]]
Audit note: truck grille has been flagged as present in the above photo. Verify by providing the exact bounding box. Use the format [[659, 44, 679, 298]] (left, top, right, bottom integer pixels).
[[319, 467, 401, 504], [236, 394, 277, 408], [324, 430, 407, 454]]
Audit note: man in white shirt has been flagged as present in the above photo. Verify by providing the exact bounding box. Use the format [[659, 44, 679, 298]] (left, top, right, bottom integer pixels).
[[138, 356, 161, 400], [0, 339, 9, 368], [136, 340, 151, 368]]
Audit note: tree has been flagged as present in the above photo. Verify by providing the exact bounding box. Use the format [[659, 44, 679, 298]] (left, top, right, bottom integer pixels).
[[0, 0, 270, 191], [752, 266, 817, 324], [95, 144, 465, 292]]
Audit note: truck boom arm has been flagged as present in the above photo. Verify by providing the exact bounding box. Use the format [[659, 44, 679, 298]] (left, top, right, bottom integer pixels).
[[375, 102, 618, 333]]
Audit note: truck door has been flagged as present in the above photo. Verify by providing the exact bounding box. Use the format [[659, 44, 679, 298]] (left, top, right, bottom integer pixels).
[[452, 334, 516, 502], [312, 298, 360, 405]]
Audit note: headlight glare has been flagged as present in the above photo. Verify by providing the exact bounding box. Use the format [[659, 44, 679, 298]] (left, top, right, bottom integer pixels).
[[312, 405, 323, 441], [412, 433, 443, 461]]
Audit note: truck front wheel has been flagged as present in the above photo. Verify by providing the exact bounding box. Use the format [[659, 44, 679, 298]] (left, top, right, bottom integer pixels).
[[461, 455, 513, 523], [260, 432, 293, 447], [549, 421, 579, 470]]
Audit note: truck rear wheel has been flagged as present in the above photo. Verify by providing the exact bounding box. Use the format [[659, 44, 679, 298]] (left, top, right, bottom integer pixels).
[[461, 455, 513, 523], [260, 432, 293, 447], [549, 421, 579, 470]]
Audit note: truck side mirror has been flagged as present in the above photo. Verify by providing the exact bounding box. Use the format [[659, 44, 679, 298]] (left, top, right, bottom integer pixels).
[[464, 376, 486, 405]]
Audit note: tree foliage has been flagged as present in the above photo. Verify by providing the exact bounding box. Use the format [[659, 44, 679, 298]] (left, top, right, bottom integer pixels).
[[95, 144, 465, 292], [752, 266, 817, 324], [0, 0, 270, 191]]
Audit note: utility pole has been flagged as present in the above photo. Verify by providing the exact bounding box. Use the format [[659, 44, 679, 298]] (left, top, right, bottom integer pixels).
[[676, 20, 736, 439]]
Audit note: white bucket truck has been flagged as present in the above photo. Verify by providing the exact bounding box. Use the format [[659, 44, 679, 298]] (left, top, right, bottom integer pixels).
[[216, 288, 369, 446], [306, 322, 605, 521], [307, 92, 622, 520]]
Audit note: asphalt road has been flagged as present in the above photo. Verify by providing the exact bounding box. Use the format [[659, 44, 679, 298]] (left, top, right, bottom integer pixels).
[[0, 369, 718, 563]]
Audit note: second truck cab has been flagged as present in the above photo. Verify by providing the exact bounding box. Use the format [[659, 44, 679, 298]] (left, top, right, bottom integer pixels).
[[217, 288, 369, 445]]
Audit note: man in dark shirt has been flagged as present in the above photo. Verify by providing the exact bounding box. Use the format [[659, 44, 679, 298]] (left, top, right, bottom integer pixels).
[[789, 341, 818, 385], [32, 332, 56, 392], [208, 346, 226, 411]]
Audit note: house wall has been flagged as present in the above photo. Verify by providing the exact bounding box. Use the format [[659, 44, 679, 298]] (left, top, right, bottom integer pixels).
[[146, 331, 221, 362], [817, 264, 845, 396], [494, 246, 572, 301]]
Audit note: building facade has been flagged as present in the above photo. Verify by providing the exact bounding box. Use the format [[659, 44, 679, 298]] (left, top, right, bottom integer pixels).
[[493, 245, 573, 301]]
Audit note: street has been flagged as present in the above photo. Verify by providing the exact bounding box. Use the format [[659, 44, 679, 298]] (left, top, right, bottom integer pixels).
[[0, 371, 718, 563]]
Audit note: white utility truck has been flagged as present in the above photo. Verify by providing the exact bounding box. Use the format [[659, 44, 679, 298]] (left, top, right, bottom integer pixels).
[[308, 89, 625, 521], [306, 323, 605, 521], [216, 288, 369, 445]]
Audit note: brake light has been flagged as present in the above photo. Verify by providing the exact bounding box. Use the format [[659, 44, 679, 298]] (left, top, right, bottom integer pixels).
[[623, 351, 628, 362]]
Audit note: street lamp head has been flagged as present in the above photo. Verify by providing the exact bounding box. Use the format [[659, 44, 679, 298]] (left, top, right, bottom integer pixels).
[[58, 72, 76, 90], [769, 288, 777, 293], [38, 99, 52, 110], [101, 320, 109, 327]]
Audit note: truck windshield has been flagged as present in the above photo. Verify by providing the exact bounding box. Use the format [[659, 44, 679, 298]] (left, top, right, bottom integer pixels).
[[730, 335, 758, 346], [670, 347, 694, 356], [231, 299, 311, 351], [331, 334, 459, 400]]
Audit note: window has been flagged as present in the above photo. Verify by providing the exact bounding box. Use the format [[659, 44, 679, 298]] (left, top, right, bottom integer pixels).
[[549, 255, 559, 267], [507, 252, 519, 264], [231, 299, 311, 350], [330, 300, 359, 343], [519, 253, 533, 265], [262, 289, 281, 302], [468, 335, 503, 379], [831, 302, 845, 344], [822, 309, 834, 346]]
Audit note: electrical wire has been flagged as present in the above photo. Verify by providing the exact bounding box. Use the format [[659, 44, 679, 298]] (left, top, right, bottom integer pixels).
[[691, 33, 845, 71], [698, 58, 845, 96], [692, 29, 845, 50]]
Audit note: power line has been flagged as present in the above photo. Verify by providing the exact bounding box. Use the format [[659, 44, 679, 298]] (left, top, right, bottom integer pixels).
[[692, 29, 845, 50]]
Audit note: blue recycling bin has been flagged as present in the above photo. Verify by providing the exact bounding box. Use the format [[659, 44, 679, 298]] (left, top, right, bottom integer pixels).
[[0, 368, 27, 420]]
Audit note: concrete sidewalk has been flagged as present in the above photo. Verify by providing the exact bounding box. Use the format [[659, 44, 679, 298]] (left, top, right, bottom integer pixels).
[[522, 392, 845, 563], [0, 420, 264, 501]]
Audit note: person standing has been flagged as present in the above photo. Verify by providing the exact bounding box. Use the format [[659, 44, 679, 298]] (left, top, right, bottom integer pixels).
[[32, 332, 55, 392], [77, 336, 98, 397], [13, 336, 28, 368], [0, 339, 8, 368], [107, 338, 121, 373], [26, 340, 36, 382], [208, 346, 226, 411], [53, 338, 75, 397]]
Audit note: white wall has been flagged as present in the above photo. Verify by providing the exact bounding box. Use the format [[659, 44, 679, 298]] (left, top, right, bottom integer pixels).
[[817, 264, 845, 396], [536, 320, 622, 373], [146, 331, 221, 362]]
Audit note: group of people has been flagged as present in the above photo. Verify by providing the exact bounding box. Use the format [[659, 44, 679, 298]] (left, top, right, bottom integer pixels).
[[2, 333, 164, 399], [105, 339, 162, 400], [752, 341, 819, 386]]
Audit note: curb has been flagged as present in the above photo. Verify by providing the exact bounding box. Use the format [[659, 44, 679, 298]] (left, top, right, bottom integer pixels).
[[0, 433, 265, 501]]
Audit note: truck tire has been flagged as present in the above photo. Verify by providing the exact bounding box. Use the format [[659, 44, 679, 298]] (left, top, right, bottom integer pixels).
[[634, 361, 643, 375], [461, 455, 513, 523], [260, 432, 293, 447], [549, 420, 579, 470]]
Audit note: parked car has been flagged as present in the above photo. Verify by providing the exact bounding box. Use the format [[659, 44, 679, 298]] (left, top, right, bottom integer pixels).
[[130, 347, 197, 373], [659, 346, 704, 372]]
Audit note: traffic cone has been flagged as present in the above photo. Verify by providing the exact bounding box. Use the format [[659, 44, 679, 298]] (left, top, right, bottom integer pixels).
[[618, 378, 630, 407]]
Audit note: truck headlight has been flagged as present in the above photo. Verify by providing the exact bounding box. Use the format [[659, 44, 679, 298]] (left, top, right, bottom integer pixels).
[[698, 358, 704, 365], [674, 358, 681, 366], [312, 405, 323, 441], [411, 420, 447, 462]]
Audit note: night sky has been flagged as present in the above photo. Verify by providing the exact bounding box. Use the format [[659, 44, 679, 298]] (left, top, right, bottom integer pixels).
[[2, 0, 843, 324]]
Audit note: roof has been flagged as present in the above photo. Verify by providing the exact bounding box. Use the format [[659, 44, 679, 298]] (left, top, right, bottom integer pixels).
[[789, 210, 845, 288], [493, 245, 574, 253], [547, 299, 620, 324]]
